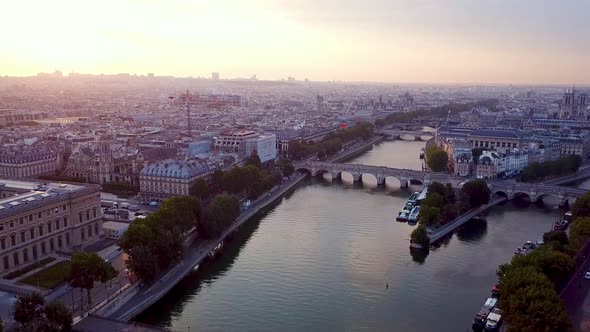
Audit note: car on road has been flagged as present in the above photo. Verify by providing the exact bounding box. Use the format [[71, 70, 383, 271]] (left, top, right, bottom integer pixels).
[[585, 272, 590, 280]]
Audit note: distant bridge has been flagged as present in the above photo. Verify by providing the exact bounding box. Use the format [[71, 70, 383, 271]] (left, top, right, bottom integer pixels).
[[377, 129, 434, 141], [294, 161, 589, 205]]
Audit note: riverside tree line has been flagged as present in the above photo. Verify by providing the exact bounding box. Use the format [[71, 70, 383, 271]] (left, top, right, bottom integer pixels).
[[288, 122, 374, 160], [119, 156, 295, 283]]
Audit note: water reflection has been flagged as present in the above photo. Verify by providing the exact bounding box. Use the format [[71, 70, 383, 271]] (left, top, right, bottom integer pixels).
[[456, 218, 488, 242]]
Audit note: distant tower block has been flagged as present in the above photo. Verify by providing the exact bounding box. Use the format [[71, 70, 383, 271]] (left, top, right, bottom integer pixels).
[[212, 72, 219, 81], [317, 95, 324, 113]]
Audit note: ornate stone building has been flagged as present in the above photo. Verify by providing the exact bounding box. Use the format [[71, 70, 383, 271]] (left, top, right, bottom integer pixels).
[[0, 144, 62, 179], [64, 135, 177, 185], [139, 159, 216, 203]]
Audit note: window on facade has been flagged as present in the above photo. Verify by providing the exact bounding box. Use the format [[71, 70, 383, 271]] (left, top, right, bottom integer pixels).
[[94, 223, 98, 235], [20, 232, 25, 243], [3, 256, 8, 270], [19, 218, 23, 225], [64, 217, 68, 227], [66, 233, 70, 245], [41, 242, 46, 255], [50, 239, 54, 251], [9, 222, 13, 228], [58, 236, 62, 248], [93, 208, 97, 218], [30, 228, 34, 240], [81, 229, 85, 241], [38, 212, 42, 218], [10, 235, 15, 247], [47, 222, 52, 233], [38, 225, 43, 236], [23, 249, 28, 263], [63, 204, 66, 211], [79, 212, 83, 223], [0, 238, 5, 250], [55, 220, 60, 230], [86, 210, 90, 220], [32, 245, 37, 260], [0, 224, 3, 231], [13, 252, 18, 266]]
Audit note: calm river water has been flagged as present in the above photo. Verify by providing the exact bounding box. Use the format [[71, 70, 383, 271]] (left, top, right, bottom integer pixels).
[[137, 140, 560, 332]]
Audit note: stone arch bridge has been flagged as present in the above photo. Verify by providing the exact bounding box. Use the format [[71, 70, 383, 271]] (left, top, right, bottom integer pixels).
[[294, 161, 589, 205]]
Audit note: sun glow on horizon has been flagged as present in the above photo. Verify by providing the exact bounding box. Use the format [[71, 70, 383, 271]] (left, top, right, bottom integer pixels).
[[1, 0, 589, 84]]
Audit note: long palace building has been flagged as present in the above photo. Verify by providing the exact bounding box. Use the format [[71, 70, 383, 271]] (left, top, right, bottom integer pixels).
[[0, 179, 103, 274]]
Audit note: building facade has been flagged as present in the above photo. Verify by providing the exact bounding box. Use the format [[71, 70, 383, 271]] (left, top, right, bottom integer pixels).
[[139, 159, 216, 203], [240, 134, 277, 163], [558, 89, 589, 120], [0, 147, 61, 179], [0, 180, 103, 274], [214, 130, 258, 152], [468, 129, 521, 153]]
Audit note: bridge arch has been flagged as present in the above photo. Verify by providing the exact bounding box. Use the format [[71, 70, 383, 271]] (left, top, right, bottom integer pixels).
[[492, 190, 509, 199], [512, 191, 532, 202], [360, 173, 378, 185], [534, 193, 560, 206]]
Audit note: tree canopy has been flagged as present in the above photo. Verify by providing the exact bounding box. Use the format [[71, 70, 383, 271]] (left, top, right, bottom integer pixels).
[[418, 182, 458, 228], [202, 193, 240, 238], [460, 180, 490, 210], [12, 292, 72, 332], [67, 252, 117, 306], [520, 155, 582, 182], [189, 178, 209, 200], [425, 145, 448, 172], [410, 225, 430, 248]]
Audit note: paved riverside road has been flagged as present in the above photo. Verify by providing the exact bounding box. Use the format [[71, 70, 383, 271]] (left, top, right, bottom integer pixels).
[[109, 174, 307, 321]]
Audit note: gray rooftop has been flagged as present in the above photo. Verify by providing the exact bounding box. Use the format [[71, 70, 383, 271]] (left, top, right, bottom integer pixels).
[[469, 128, 520, 139], [140, 159, 215, 179]]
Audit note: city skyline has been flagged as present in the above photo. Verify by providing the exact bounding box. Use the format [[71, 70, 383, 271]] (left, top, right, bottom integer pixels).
[[2, 0, 590, 84]]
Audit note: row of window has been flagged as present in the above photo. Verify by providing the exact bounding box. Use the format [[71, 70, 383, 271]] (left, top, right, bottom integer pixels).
[[1, 222, 100, 271], [1, 217, 71, 250], [0, 205, 70, 232], [472, 141, 519, 149]]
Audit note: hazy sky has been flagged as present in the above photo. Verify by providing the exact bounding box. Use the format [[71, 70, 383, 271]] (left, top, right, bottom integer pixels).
[[1, 0, 589, 84]]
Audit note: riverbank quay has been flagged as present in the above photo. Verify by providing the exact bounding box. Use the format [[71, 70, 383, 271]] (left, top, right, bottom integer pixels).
[[103, 173, 308, 322], [330, 135, 385, 163], [426, 196, 508, 245]]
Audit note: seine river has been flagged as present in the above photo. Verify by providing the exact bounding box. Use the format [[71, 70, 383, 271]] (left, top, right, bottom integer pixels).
[[137, 140, 561, 332]]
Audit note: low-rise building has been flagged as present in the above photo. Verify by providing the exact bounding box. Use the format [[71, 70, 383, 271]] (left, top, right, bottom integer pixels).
[[139, 159, 216, 203], [102, 221, 129, 240], [0, 180, 103, 274], [476, 151, 501, 179]]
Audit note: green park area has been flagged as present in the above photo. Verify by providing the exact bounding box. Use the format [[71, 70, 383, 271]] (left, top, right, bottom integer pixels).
[[21, 260, 71, 289]]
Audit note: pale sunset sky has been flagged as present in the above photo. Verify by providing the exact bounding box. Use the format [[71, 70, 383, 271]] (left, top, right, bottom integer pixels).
[[1, 0, 588, 84]]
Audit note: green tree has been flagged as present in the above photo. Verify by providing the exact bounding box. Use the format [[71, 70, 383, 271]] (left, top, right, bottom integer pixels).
[[223, 167, 246, 194], [425, 145, 448, 172], [11, 293, 72, 332], [126, 244, 159, 283], [157, 196, 201, 234], [460, 180, 490, 208], [201, 193, 241, 238], [410, 225, 430, 248], [422, 192, 444, 208], [190, 178, 209, 199], [212, 169, 225, 192], [573, 193, 590, 219], [471, 148, 485, 164], [245, 153, 262, 169], [67, 252, 116, 306], [511, 246, 575, 286], [11, 292, 45, 330], [277, 159, 295, 177], [543, 230, 569, 248], [569, 217, 590, 251], [418, 205, 441, 227], [43, 301, 73, 332], [498, 266, 571, 332]]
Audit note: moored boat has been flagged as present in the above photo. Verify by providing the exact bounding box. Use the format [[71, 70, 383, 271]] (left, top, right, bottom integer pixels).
[[472, 297, 498, 331]]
